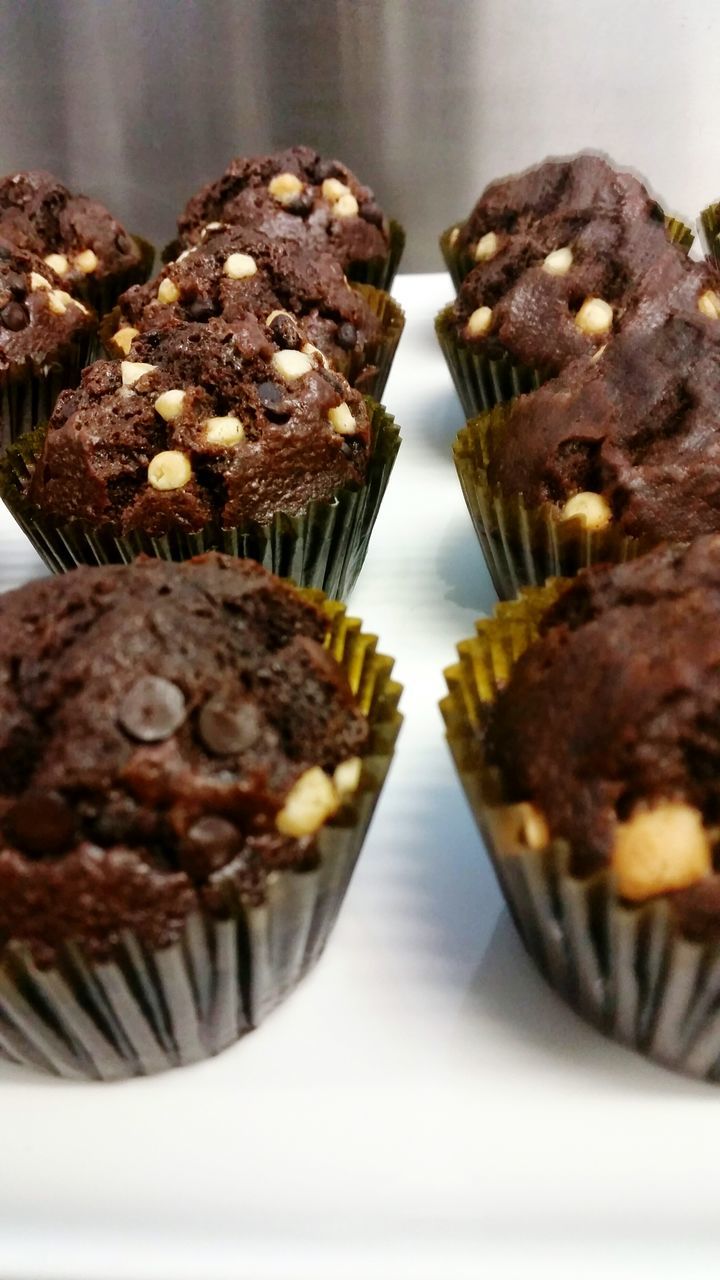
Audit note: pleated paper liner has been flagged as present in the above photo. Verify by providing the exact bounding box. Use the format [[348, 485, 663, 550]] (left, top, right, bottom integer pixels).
[[0, 400, 401, 601], [99, 284, 406, 405], [442, 583, 720, 1083], [439, 213, 695, 293], [162, 221, 406, 293], [0, 331, 97, 452], [699, 201, 720, 269], [435, 304, 545, 419], [71, 235, 155, 317], [453, 405, 650, 601], [0, 599, 402, 1081]]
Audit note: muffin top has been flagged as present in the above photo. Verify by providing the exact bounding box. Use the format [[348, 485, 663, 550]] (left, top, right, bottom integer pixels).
[[486, 536, 720, 934], [176, 146, 390, 273], [0, 238, 94, 376], [486, 263, 720, 543], [111, 225, 382, 377], [0, 554, 369, 964], [30, 315, 371, 533], [0, 169, 143, 292]]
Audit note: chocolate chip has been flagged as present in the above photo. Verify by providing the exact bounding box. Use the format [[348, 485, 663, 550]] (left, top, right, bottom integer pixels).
[[198, 696, 262, 755], [0, 244, 11, 261], [257, 379, 291, 420], [6, 272, 27, 300], [313, 158, 343, 184], [180, 815, 242, 878], [268, 313, 301, 349], [359, 201, 383, 228], [0, 301, 28, 331], [118, 676, 187, 742], [186, 296, 215, 322], [336, 322, 357, 350], [7, 790, 76, 856], [649, 200, 665, 223], [286, 189, 314, 217]]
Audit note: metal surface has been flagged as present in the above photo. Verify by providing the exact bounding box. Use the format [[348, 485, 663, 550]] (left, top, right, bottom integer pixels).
[[2, 0, 720, 270]]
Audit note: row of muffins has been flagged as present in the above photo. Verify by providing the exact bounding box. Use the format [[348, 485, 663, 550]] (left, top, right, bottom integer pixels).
[[442, 154, 720, 1081], [0, 149, 406, 600]]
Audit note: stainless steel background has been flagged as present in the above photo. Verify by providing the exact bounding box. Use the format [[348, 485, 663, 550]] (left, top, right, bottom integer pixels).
[[1, 0, 720, 271]]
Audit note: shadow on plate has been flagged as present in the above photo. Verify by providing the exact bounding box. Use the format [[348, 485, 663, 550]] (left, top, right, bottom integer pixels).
[[436, 510, 498, 615]]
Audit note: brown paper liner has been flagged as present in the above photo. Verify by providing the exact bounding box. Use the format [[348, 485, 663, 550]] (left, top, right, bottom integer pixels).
[[0, 331, 97, 452], [440, 214, 695, 292], [0, 400, 400, 601], [0, 599, 402, 1080], [699, 202, 720, 269], [71, 235, 155, 317], [100, 284, 405, 405], [442, 583, 720, 1082], [453, 405, 650, 600]]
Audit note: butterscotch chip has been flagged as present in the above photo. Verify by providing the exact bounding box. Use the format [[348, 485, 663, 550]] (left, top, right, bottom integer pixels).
[[474, 231, 499, 262], [542, 246, 573, 276], [74, 249, 99, 274], [154, 389, 186, 422], [465, 305, 493, 338], [113, 326, 139, 355], [157, 277, 180, 305], [121, 360, 156, 387], [204, 415, 245, 446], [147, 450, 192, 491], [44, 253, 69, 276], [560, 492, 612, 530], [328, 402, 356, 435], [612, 801, 711, 901], [268, 173, 303, 205], [575, 297, 613, 336], [275, 766, 340, 837], [271, 349, 314, 382]]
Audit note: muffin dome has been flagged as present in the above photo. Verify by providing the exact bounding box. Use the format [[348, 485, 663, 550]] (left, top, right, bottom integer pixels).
[[0, 238, 94, 376]]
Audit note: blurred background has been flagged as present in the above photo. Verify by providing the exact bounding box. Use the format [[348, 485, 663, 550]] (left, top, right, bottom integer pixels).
[[0, 0, 719, 268]]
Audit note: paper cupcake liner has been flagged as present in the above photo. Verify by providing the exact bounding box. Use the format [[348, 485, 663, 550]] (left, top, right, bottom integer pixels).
[[699, 201, 720, 269], [0, 400, 401, 601], [453, 405, 649, 600], [0, 332, 97, 451], [73, 235, 155, 317], [99, 284, 405, 405], [442, 583, 720, 1082], [0, 599, 402, 1080], [439, 214, 694, 293]]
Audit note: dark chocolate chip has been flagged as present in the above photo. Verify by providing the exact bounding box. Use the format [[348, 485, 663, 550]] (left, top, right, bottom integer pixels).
[[7, 790, 76, 856], [649, 200, 665, 223], [314, 158, 343, 184], [336, 322, 357, 350], [0, 244, 11, 261], [257, 380, 290, 420], [180, 815, 242, 878], [186, 296, 215, 322], [268, 313, 301, 349], [118, 676, 187, 743], [198, 696, 262, 755], [6, 272, 27, 300], [0, 301, 28, 331], [359, 201, 383, 228], [286, 189, 314, 217]]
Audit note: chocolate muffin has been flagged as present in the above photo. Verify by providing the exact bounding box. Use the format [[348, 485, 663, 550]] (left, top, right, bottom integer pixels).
[[175, 146, 393, 282], [0, 170, 152, 312], [0, 237, 96, 445], [0, 554, 401, 1077], [106, 226, 392, 393], [30, 315, 371, 533]]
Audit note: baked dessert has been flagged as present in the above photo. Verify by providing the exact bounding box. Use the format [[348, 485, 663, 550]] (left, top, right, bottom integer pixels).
[[0, 170, 152, 312], [106, 226, 396, 395], [175, 146, 396, 284], [442, 539, 720, 1079], [0, 554, 401, 1077], [0, 237, 95, 445]]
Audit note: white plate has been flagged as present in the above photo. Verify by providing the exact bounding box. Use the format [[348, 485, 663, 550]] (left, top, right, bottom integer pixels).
[[0, 274, 717, 1280]]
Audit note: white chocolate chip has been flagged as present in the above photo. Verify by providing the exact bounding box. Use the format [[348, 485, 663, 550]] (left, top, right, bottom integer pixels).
[[200, 222, 222, 239], [30, 272, 51, 291], [265, 309, 293, 326], [321, 177, 351, 203], [147, 450, 192, 491], [204, 415, 245, 445], [698, 289, 720, 320], [500, 802, 550, 853], [302, 341, 329, 368], [328, 402, 356, 435], [271, 349, 314, 382], [223, 252, 258, 280], [74, 249, 99, 274], [113, 326, 140, 355], [121, 360, 156, 388], [268, 172, 304, 205], [176, 248, 192, 263], [465, 305, 493, 338], [448, 226, 460, 247], [543, 246, 573, 276], [276, 766, 340, 837], [612, 801, 711, 901], [157, 277, 180, 305], [334, 193, 359, 219], [44, 253, 69, 276], [575, 297, 613, 336], [154, 389, 186, 422], [560, 491, 612, 531], [474, 231, 499, 262], [47, 289, 77, 315], [333, 757, 362, 797]]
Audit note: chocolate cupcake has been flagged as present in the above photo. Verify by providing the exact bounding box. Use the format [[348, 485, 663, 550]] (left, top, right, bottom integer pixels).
[[454, 254, 720, 598], [103, 226, 404, 400], [0, 553, 401, 1079], [0, 238, 96, 447], [0, 170, 153, 314], [443, 538, 720, 1081], [173, 146, 404, 290], [2, 316, 400, 598]]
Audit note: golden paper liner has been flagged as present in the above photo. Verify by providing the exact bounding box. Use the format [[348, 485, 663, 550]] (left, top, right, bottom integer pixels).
[[453, 405, 650, 600], [0, 400, 400, 601], [442, 584, 720, 1082], [70, 235, 155, 317], [0, 597, 402, 1080], [0, 331, 96, 451], [699, 202, 720, 269]]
